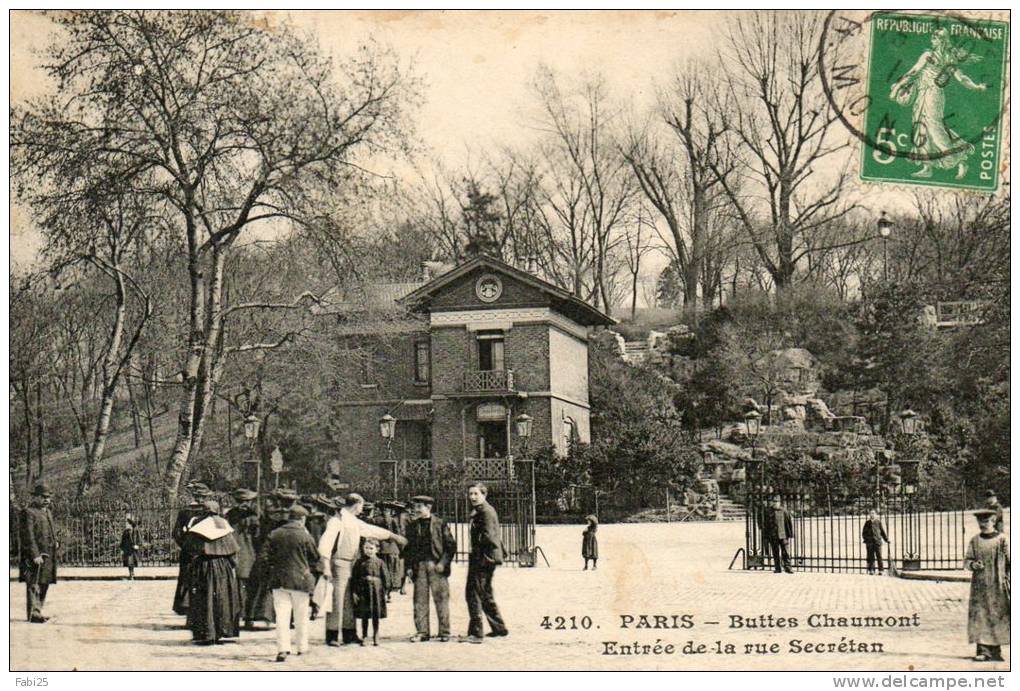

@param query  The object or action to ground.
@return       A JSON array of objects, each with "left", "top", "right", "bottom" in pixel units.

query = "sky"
[{"left": 9, "top": 10, "right": 939, "bottom": 305}]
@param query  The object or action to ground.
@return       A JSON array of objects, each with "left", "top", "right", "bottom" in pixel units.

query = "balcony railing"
[
  {"left": 462, "top": 368, "right": 515, "bottom": 393},
  {"left": 463, "top": 457, "right": 515, "bottom": 479}
]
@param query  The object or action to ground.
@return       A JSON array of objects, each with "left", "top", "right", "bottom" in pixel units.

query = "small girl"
[
  {"left": 351, "top": 538, "right": 389, "bottom": 646},
  {"left": 582, "top": 515, "right": 599, "bottom": 570},
  {"left": 120, "top": 515, "right": 140, "bottom": 580}
]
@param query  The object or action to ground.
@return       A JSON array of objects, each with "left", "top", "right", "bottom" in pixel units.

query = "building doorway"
[{"left": 478, "top": 420, "right": 508, "bottom": 458}]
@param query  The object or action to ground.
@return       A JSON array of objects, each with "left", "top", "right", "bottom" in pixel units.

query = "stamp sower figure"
[
  {"left": 317, "top": 493, "right": 406, "bottom": 646},
  {"left": 182, "top": 499, "right": 242, "bottom": 645},
  {"left": 465, "top": 482, "right": 509, "bottom": 643},
  {"left": 964, "top": 508, "right": 1010, "bottom": 662},
  {"left": 20, "top": 482, "right": 57, "bottom": 623},
  {"left": 351, "top": 538, "right": 389, "bottom": 646},
  {"left": 226, "top": 488, "right": 260, "bottom": 628},
  {"left": 889, "top": 28, "right": 987, "bottom": 180},
  {"left": 172, "top": 481, "right": 213, "bottom": 615},
  {"left": 983, "top": 490, "right": 1005, "bottom": 534},
  {"left": 264, "top": 504, "right": 320, "bottom": 662},
  {"left": 404, "top": 494, "right": 457, "bottom": 642},
  {"left": 762, "top": 495, "right": 795, "bottom": 574},
  {"left": 582, "top": 514, "right": 599, "bottom": 571},
  {"left": 120, "top": 514, "right": 140, "bottom": 580},
  {"left": 861, "top": 510, "right": 889, "bottom": 575}
]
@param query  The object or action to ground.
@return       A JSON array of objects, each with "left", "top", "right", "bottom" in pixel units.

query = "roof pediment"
[{"left": 400, "top": 255, "right": 615, "bottom": 327}]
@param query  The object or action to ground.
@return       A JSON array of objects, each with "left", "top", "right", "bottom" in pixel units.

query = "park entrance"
[{"left": 735, "top": 477, "right": 971, "bottom": 573}]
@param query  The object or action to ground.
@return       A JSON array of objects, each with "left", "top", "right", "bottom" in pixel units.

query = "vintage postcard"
[{"left": 7, "top": 8, "right": 1011, "bottom": 679}]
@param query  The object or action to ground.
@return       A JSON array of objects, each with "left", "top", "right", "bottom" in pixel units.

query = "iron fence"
[{"left": 739, "top": 479, "right": 970, "bottom": 573}]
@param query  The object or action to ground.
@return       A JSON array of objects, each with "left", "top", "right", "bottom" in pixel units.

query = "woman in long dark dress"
[
  {"left": 582, "top": 515, "right": 599, "bottom": 570},
  {"left": 182, "top": 500, "right": 242, "bottom": 645},
  {"left": 351, "top": 538, "right": 389, "bottom": 646},
  {"left": 120, "top": 516, "right": 140, "bottom": 580}
]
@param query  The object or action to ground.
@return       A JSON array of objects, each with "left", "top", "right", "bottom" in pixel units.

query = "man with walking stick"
[{"left": 19, "top": 482, "right": 58, "bottom": 623}]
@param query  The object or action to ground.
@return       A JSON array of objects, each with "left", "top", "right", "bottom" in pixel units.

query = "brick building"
[{"left": 325, "top": 255, "right": 614, "bottom": 485}]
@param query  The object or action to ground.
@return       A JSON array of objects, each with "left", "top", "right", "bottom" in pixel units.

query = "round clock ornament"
[{"left": 475, "top": 274, "right": 503, "bottom": 303}]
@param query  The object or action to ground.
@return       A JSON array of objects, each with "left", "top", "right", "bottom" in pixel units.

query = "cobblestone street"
[{"left": 10, "top": 521, "right": 1007, "bottom": 671}]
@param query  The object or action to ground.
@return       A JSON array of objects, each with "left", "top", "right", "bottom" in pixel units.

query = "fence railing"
[{"left": 462, "top": 369, "right": 515, "bottom": 393}]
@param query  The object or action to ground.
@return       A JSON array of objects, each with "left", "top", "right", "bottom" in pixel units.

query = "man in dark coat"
[
  {"left": 762, "top": 495, "right": 795, "bottom": 574},
  {"left": 264, "top": 504, "right": 321, "bottom": 661},
  {"left": 172, "top": 481, "right": 213, "bottom": 614},
  {"left": 465, "top": 482, "right": 508, "bottom": 643},
  {"left": 984, "top": 490, "right": 1005, "bottom": 534},
  {"left": 226, "top": 488, "right": 260, "bottom": 628},
  {"left": 404, "top": 495, "right": 457, "bottom": 642},
  {"left": 19, "top": 482, "right": 57, "bottom": 623}
]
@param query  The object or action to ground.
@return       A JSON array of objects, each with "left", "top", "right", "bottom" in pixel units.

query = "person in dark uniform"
[
  {"left": 762, "top": 495, "right": 795, "bottom": 574},
  {"left": 120, "top": 515, "right": 140, "bottom": 580},
  {"left": 19, "top": 482, "right": 57, "bottom": 623},
  {"left": 181, "top": 499, "right": 242, "bottom": 645},
  {"left": 861, "top": 510, "right": 889, "bottom": 575},
  {"left": 464, "top": 482, "right": 508, "bottom": 643},
  {"left": 172, "top": 481, "right": 213, "bottom": 615},
  {"left": 226, "top": 488, "right": 260, "bottom": 628},
  {"left": 375, "top": 501, "right": 404, "bottom": 601},
  {"left": 582, "top": 514, "right": 599, "bottom": 570},
  {"left": 404, "top": 495, "right": 456, "bottom": 642},
  {"left": 304, "top": 495, "right": 331, "bottom": 546}
]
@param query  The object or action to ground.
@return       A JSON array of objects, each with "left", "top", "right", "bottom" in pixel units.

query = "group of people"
[{"left": 169, "top": 479, "right": 509, "bottom": 660}]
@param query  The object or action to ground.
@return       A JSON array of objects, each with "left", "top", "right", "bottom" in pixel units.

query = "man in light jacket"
[{"left": 317, "top": 493, "right": 406, "bottom": 645}]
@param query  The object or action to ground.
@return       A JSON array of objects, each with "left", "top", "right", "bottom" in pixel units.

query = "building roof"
[{"left": 400, "top": 255, "right": 616, "bottom": 327}]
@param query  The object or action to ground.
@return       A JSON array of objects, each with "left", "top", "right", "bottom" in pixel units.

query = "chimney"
[
  {"left": 420, "top": 261, "right": 432, "bottom": 282},
  {"left": 526, "top": 255, "right": 538, "bottom": 274}
]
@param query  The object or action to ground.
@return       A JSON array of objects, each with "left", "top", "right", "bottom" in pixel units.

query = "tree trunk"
[
  {"left": 35, "top": 381, "right": 43, "bottom": 480},
  {"left": 21, "top": 383, "right": 32, "bottom": 489}
]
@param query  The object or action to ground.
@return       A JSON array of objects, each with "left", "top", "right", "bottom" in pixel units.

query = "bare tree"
[
  {"left": 12, "top": 11, "right": 419, "bottom": 500},
  {"left": 715, "top": 11, "right": 858, "bottom": 290},
  {"left": 621, "top": 208, "right": 657, "bottom": 319}
]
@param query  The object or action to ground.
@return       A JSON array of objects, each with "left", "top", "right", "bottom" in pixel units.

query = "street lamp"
[
  {"left": 514, "top": 412, "right": 539, "bottom": 565},
  {"left": 877, "top": 212, "right": 893, "bottom": 281},
  {"left": 899, "top": 409, "right": 918, "bottom": 436},
  {"left": 896, "top": 408, "right": 922, "bottom": 570},
  {"left": 742, "top": 409, "right": 766, "bottom": 568},
  {"left": 243, "top": 414, "right": 261, "bottom": 514},
  {"left": 379, "top": 413, "right": 397, "bottom": 498}
]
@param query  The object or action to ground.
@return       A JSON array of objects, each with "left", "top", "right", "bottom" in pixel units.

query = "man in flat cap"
[
  {"left": 983, "top": 490, "right": 1005, "bottom": 534},
  {"left": 226, "top": 488, "right": 260, "bottom": 629},
  {"left": 264, "top": 504, "right": 321, "bottom": 661},
  {"left": 317, "top": 493, "right": 406, "bottom": 645},
  {"left": 404, "top": 495, "right": 457, "bottom": 642},
  {"left": 172, "top": 481, "right": 213, "bottom": 615},
  {"left": 19, "top": 482, "right": 57, "bottom": 623}
]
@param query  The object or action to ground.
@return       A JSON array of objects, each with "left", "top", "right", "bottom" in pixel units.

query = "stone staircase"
[
  {"left": 717, "top": 494, "right": 747, "bottom": 521},
  {"left": 623, "top": 340, "right": 650, "bottom": 363}
]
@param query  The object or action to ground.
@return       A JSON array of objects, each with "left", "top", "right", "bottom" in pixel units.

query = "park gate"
[{"left": 736, "top": 479, "right": 971, "bottom": 573}]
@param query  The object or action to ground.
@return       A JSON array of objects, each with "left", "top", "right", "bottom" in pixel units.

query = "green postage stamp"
[{"left": 859, "top": 13, "right": 1009, "bottom": 191}]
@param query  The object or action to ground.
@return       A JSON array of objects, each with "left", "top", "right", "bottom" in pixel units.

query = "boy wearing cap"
[
  {"left": 264, "top": 505, "right": 321, "bottom": 661},
  {"left": 983, "top": 490, "right": 1005, "bottom": 534},
  {"left": 965, "top": 508, "right": 1010, "bottom": 662},
  {"left": 404, "top": 495, "right": 457, "bottom": 642},
  {"left": 19, "top": 482, "right": 57, "bottom": 623}
]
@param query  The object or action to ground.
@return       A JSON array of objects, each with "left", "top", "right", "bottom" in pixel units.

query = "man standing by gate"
[
  {"left": 464, "top": 482, "right": 509, "bottom": 643},
  {"left": 19, "top": 482, "right": 57, "bottom": 623},
  {"left": 762, "top": 495, "right": 795, "bottom": 574},
  {"left": 404, "top": 495, "right": 457, "bottom": 642}
]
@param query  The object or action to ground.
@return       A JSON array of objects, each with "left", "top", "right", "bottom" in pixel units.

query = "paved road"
[{"left": 10, "top": 522, "right": 1006, "bottom": 671}]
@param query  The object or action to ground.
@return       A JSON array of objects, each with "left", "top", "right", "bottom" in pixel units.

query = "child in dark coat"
[
  {"left": 120, "top": 516, "right": 140, "bottom": 580},
  {"left": 351, "top": 538, "right": 389, "bottom": 646},
  {"left": 582, "top": 515, "right": 599, "bottom": 570}
]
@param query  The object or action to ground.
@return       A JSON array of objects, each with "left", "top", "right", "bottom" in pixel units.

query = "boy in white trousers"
[{"left": 263, "top": 504, "right": 321, "bottom": 661}]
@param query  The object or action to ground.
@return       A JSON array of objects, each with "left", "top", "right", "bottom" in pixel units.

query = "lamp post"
[
  {"left": 514, "top": 412, "right": 538, "bottom": 562},
  {"left": 877, "top": 211, "right": 893, "bottom": 281},
  {"left": 379, "top": 413, "right": 397, "bottom": 499},
  {"left": 743, "top": 409, "right": 764, "bottom": 568},
  {"left": 243, "top": 414, "right": 261, "bottom": 515},
  {"left": 897, "top": 408, "right": 922, "bottom": 570}
]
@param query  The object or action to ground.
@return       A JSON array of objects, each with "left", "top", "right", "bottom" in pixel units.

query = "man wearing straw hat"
[{"left": 19, "top": 482, "right": 57, "bottom": 623}]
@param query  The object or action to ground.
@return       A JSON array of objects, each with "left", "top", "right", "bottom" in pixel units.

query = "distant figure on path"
[
  {"left": 762, "top": 495, "right": 795, "bottom": 574},
  {"left": 464, "top": 482, "right": 508, "bottom": 643},
  {"left": 120, "top": 515, "right": 140, "bottom": 580},
  {"left": 582, "top": 514, "right": 599, "bottom": 571},
  {"left": 264, "top": 504, "right": 320, "bottom": 662},
  {"left": 861, "top": 510, "right": 889, "bottom": 575},
  {"left": 965, "top": 508, "right": 1010, "bottom": 662},
  {"left": 182, "top": 499, "right": 242, "bottom": 645},
  {"left": 19, "top": 482, "right": 57, "bottom": 623}
]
